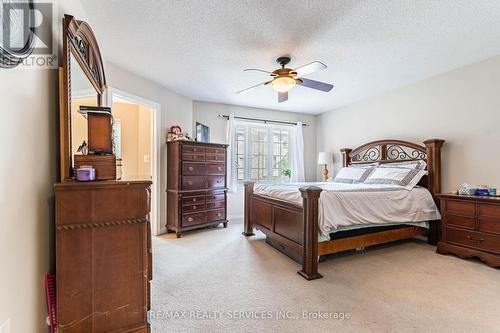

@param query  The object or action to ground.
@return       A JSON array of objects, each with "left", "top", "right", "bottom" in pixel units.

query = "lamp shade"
[{"left": 317, "top": 152, "right": 333, "bottom": 165}]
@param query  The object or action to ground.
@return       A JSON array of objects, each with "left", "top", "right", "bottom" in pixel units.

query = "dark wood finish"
[
  {"left": 55, "top": 180, "right": 152, "bottom": 333},
  {"left": 244, "top": 139, "right": 444, "bottom": 279},
  {"left": 74, "top": 155, "right": 116, "bottom": 180},
  {"left": 87, "top": 112, "right": 113, "bottom": 154},
  {"left": 437, "top": 194, "right": 500, "bottom": 267},
  {"left": 167, "top": 141, "right": 228, "bottom": 237},
  {"left": 59, "top": 15, "right": 107, "bottom": 182}
]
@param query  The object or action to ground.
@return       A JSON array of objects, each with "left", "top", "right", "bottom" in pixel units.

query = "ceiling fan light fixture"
[{"left": 270, "top": 76, "right": 296, "bottom": 93}]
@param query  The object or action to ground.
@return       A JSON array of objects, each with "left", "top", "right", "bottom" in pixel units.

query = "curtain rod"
[{"left": 217, "top": 114, "right": 308, "bottom": 127}]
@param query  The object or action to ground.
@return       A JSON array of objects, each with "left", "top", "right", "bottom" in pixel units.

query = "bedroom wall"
[
  {"left": 105, "top": 62, "right": 193, "bottom": 234},
  {"left": 192, "top": 101, "right": 316, "bottom": 218},
  {"left": 316, "top": 55, "right": 500, "bottom": 192},
  {"left": 0, "top": 1, "right": 88, "bottom": 332}
]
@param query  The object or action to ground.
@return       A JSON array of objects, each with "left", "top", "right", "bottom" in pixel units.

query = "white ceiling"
[{"left": 80, "top": 0, "right": 500, "bottom": 115}]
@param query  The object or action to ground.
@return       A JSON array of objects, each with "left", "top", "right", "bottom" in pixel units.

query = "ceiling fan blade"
[
  {"left": 243, "top": 68, "right": 275, "bottom": 75},
  {"left": 236, "top": 80, "right": 271, "bottom": 94},
  {"left": 297, "top": 78, "right": 334, "bottom": 92},
  {"left": 293, "top": 61, "right": 327, "bottom": 77},
  {"left": 278, "top": 91, "right": 288, "bottom": 103}
]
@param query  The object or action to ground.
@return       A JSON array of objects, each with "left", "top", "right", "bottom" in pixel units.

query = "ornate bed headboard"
[{"left": 340, "top": 139, "right": 445, "bottom": 197}]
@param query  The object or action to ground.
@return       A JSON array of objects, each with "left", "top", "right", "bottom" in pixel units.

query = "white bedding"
[{"left": 253, "top": 182, "right": 441, "bottom": 236}]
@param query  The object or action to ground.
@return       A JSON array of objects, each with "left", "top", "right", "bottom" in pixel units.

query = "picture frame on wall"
[{"left": 196, "top": 122, "right": 210, "bottom": 143}]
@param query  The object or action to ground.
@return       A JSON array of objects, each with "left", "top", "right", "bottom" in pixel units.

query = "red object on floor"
[{"left": 44, "top": 273, "right": 57, "bottom": 333}]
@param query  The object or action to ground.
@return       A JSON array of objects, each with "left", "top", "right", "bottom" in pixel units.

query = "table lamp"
[{"left": 317, "top": 152, "right": 333, "bottom": 182}]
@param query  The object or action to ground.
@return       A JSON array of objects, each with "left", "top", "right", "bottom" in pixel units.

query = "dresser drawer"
[
  {"left": 182, "top": 153, "right": 205, "bottom": 162},
  {"left": 182, "top": 195, "right": 205, "bottom": 206},
  {"left": 206, "top": 163, "right": 225, "bottom": 175},
  {"left": 207, "top": 209, "right": 225, "bottom": 222},
  {"left": 206, "top": 201, "right": 225, "bottom": 210},
  {"left": 446, "top": 227, "right": 500, "bottom": 254},
  {"left": 206, "top": 176, "right": 225, "bottom": 188},
  {"left": 206, "top": 147, "right": 226, "bottom": 154},
  {"left": 183, "top": 145, "right": 205, "bottom": 154},
  {"left": 444, "top": 213, "right": 475, "bottom": 230},
  {"left": 445, "top": 200, "right": 475, "bottom": 217},
  {"left": 182, "top": 212, "right": 206, "bottom": 226},
  {"left": 182, "top": 163, "right": 206, "bottom": 175},
  {"left": 182, "top": 176, "right": 205, "bottom": 190},
  {"left": 479, "top": 219, "right": 500, "bottom": 235},
  {"left": 207, "top": 193, "right": 225, "bottom": 202},
  {"left": 182, "top": 203, "right": 205, "bottom": 213},
  {"left": 206, "top": 154, "right": 225, "bottom": 162}
]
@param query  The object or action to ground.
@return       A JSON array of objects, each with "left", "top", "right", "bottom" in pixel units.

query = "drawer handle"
[
  {"left": 466, "top": 235, "right": 485, "bottom": 244},
  {"left": 188, "top": 181, "right": 193, "bottom": 185},
  {"left": 188, "top": 166, "right": 194, "bottom": 171},
  {"left": 217, "top": 213, "right": 222, "bottom": 217},
  {"left": 193, "top": 148, "right": 197, "bottom": 152},
  {"left": 217, "top": 180, "right": 222, "bottom": 183},
  {"left": 192, "top": 205, "right": 197, "bottom": 209},
  {"left": 193, "top": 156, "right": 197, "bottom": 160},
  {"left": 192, "top": 198, "right": 197, "bottom": 202},
  {"left": 188, "top": 217, "right": 194, "bottom": 222},
  {"left": 218, "top": 166, "right": 223, "bottom": 171}
]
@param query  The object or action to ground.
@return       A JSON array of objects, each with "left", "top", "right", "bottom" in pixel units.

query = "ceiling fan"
[{"left": 236, "top": 56, "right": 334, "bottom": 103}]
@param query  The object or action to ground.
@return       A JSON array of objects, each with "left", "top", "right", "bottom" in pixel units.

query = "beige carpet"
[{"left": 151, "top": 220, "right": 500, "bottom": 333}]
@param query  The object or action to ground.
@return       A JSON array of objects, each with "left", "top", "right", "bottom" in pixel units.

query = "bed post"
[
  {"left": 242, "top": 182, "right": 255, "bottom": 236},
  {"left": 424, "top": 139, "right": 445, "bottom": 245},
  {"left": 298, "top": 186, "right": 323, "bottom": 280},
  {"left": 340, "top": 148, "right": 352, "bottom": 167}
]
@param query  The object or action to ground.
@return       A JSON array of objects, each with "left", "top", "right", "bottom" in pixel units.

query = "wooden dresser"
[
  {"left": 437, "top": 194, "right": 500, "bottom": 267},
  {"left": 167, "top": 141, "right": 228, "bottom": 237},
  {"left": 55, "top": 180, "right": 152, "bottom": 333}
]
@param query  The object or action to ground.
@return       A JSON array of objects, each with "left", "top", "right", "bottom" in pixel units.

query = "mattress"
[{"left": 253, "top": 182, "right": 441, "bottom": 237}]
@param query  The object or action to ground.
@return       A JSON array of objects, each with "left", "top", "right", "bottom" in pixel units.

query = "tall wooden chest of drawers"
[
  {"left": 437, "top": 194, "right": 500, "bottom": 267},
  {"left": 55, "top": 180, "right": 152, "bottom": 333},
  {"left": 167, "top": 141, "right": 228, "bottom": 237}
]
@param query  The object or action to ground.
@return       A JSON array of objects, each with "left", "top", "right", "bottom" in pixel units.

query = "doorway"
[{"left": 108, "top": 88, "right": 161, "bottom": 236}]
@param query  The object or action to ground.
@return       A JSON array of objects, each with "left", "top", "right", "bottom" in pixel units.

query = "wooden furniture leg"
[
  {"left": 243, "top": 182, "right": 255, "bottom": 236},
  {"left": 298, "top": 186, "right": 323, "bottom": 280}
]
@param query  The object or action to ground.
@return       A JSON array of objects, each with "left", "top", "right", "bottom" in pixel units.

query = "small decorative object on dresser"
[
  {"left": 437, "top": 194, "right": 500, "bottom": 267},
  {"left": 167, "top": 141, "right": 228, "bottom": 238}
]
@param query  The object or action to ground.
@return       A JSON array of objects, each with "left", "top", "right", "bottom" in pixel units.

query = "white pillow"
[
  {"left": 333, "top": 166, "right": 376, "bottom": 184},
  {"left": 363, "top": 167, "right": 428, "bottom": 190},
  {"left": 379, "top": 160, "right": 427, "bottom": 170}
]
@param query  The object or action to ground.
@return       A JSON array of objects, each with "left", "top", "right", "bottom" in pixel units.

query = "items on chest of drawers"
[{"left": 167, "top": 141, "right": 228, "bottom": 238}]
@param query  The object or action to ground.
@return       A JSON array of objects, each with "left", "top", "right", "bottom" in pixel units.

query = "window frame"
[{"left": 233, "top": 121, "right": 292, "bottom": 183}]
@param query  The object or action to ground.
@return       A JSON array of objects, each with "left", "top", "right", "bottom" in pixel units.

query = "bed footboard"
[{"left": 243, "top": 182, "right": 323, "bottom": 280}]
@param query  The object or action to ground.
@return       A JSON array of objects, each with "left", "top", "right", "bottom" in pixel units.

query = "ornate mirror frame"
[{"left": 59, "top": 14, "right": 106, "bottom": 181}]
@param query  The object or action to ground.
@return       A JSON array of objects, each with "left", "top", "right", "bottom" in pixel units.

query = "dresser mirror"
[{"left": 59, "top": 14, "right": 106, "bottom": 181}]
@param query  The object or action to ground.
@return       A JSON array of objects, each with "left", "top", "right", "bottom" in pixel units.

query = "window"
[{"left": 234, "top": 122, "right": 291, "bottom": 182}]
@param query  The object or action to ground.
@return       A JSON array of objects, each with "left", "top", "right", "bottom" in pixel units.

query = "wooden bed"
[{"left": 242, "top": 139, "right": 444, "bottom": 280}]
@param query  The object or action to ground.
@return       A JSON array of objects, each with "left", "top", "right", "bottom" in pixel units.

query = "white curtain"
[
  {"left": 226, "top": 114, "right": 237, "bottom": 192},
  {"left": 290, "top": 122, "right": 305, "bottom": 182}
]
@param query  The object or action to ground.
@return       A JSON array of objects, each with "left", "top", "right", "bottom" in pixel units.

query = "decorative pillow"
[
  {"left": 363, "top": 167, "right": 428, "bottom": 190},
  {"left": 333, "top": 166, "right": 376, "bottom": 184},
  {"left": 379, "top": 160, "right": 427, "bottom": 170}
]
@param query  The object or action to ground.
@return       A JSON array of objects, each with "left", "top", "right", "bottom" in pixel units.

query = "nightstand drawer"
[
  {"left": 445, "top": 200, "right": 475, "bottom": 217},
  {"left": 479, "top": 204, "right": 500, "bottom": 219},
  {"left": 444, "top": 214, "right": 475, "bottom": 230},
  {"left": 446, "top": 228, "right": 500, "bottom": 254},
  {"left": 479, "top": 219, "right": 500, "bottom": 235}
]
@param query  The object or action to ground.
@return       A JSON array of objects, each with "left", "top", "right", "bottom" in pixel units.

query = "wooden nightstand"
[{"left": 437, "top": 194, "right": 500, "bottom": 267}]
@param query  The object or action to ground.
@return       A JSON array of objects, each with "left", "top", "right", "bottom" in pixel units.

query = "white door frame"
[{"left": 106, "top": 87, "right": 162, "bottom": 236}]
